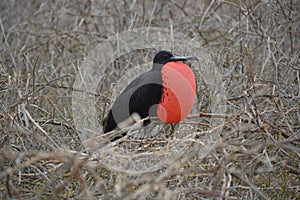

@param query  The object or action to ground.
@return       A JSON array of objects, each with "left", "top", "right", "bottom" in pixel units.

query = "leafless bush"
[{"left": 0, "top": 0, "right": 299, "bottom": 199}]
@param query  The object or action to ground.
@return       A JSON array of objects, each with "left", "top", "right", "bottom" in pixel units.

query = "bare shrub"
[{"left": 0, "top": 0, "right": 299, "bottom": 199}]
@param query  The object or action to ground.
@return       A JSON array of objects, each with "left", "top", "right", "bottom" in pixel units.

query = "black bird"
[{"left": 103, "top": 51, "right": 198, "bottom": 140}]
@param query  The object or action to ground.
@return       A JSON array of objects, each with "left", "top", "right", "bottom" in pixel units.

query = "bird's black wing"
[{"left": 103, "top": 70, "right": 163, "bottom": 133}]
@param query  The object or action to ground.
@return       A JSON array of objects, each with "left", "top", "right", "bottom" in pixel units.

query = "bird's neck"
[{"left": 152, "top": 63, "right": 164, "bottom": 71}]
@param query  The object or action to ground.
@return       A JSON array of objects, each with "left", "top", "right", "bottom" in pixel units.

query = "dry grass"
[{"left": 0, "top": 0, "right": 299, "bottom": 199}]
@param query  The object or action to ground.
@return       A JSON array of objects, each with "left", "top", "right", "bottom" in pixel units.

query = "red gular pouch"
[{"left": 157, "top": 61, "right": 196, "bottom": 123}]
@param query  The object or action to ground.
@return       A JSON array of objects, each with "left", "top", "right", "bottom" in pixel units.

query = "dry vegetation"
[{"left": 0, "top": 0, "right": 299, "bottom": 199}]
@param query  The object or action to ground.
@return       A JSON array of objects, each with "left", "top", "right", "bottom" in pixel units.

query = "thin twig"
[{"left": 23, "top": 108, "right": 60, "bottom": 150}]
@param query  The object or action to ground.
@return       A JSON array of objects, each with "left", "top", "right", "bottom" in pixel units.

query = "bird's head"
[{"left": 152, "top": 50, "right": 198, "bottom": 70}]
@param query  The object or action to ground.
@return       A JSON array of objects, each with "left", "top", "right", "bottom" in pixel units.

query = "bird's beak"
[{"left": 170, "top": 55, "right": 198, "bottom": 62}]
